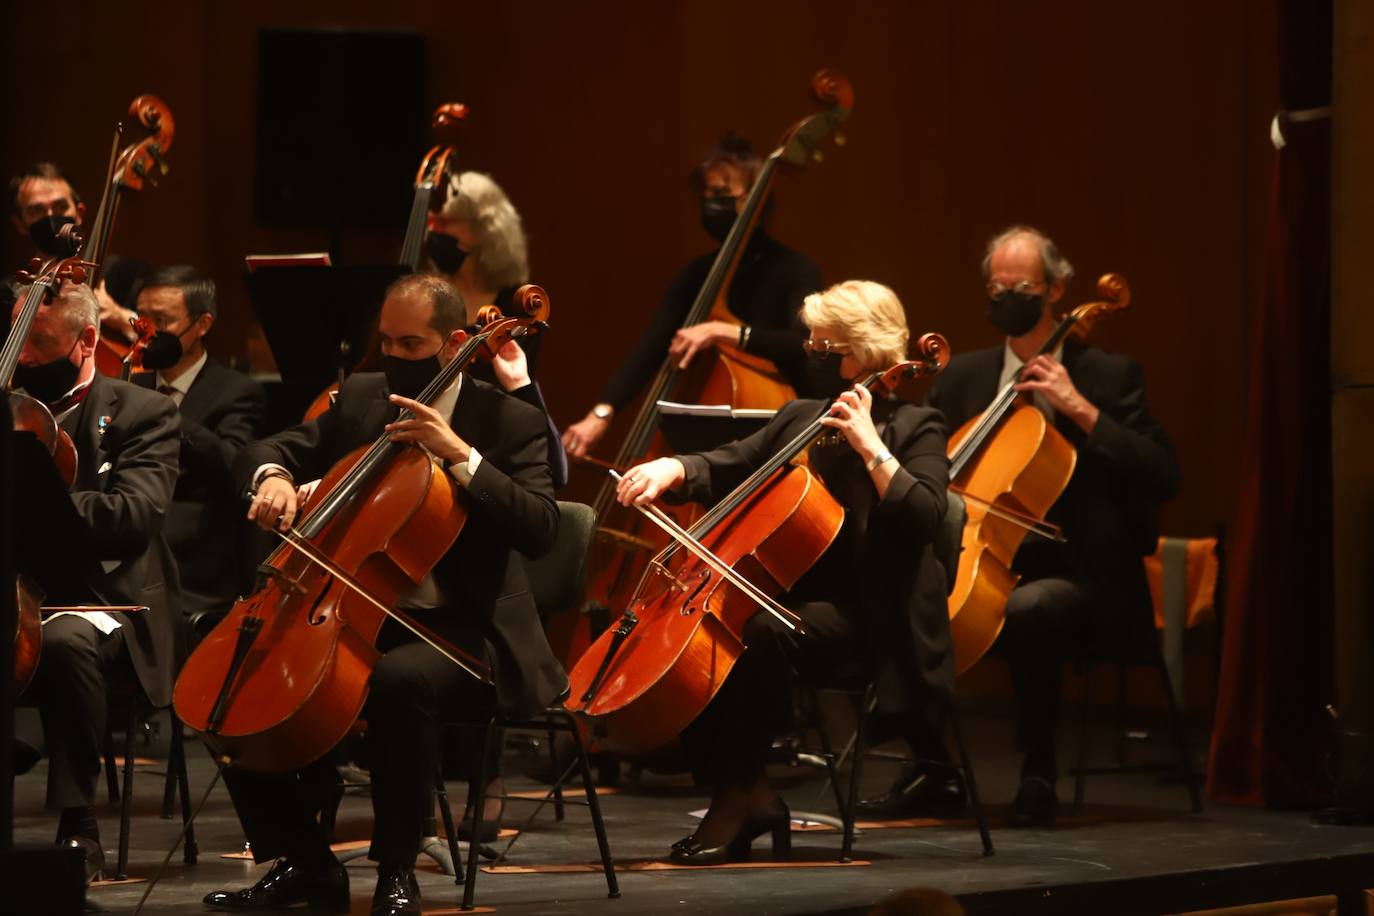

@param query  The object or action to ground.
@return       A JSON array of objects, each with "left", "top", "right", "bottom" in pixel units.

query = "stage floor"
[{"left": 13, "top": 709, "right": 1374, "bottom": 915}]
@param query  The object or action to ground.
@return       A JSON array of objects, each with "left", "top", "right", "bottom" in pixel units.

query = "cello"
[
  {"left": 567, "top": 335, "right": 948, "bottom": 754},
  {"left": 3, "top": 238, "right": 93, "bottom": 691},
  {"left": 577, "top": 70, "right": 854, "bottom": 659},
  {"left": 943, "top": 274, "right": 1131, "bottom": 673},
  {"left": 81, "top": 95, "right": 175, "bottom": 378},
  {"left": 302, "top": 102, "right": 469, "bottom": 421},
  {"left": 174, "top": 288, "right": 549, "bottom": 773}
]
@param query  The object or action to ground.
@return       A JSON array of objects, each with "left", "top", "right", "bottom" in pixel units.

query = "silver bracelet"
[
  {"left": 864, "top": 449, "right": 894, "bottom": 472},
  {"left": 738, "top": 325, "right": 752, "bottom": 349}
]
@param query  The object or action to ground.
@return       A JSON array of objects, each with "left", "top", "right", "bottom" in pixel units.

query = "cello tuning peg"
[
  {"left": 811, "top": 149, "right": 824, "bottom": 163},
  {"left": 28, "top": 257, "right": 42, "bottom": 270},
  {"left": 833, "top": 133, "right": 847, "bottom": 147},
  {"left": 69, "top": 265, "right": 88, "bottom": 284}
]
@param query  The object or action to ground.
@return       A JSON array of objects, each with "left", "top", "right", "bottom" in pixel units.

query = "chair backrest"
[
  {"left": 935, "top": 492, "right": 966, "bottom": 597},
  {"left": 526, "top": 501, "right": 598, "bottom": 618}
]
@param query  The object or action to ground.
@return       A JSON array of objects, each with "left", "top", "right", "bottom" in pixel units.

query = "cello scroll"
[
  {"left": 871, "top": 332, "right": 951, "bottom": 395},
  {"left": 1067, "top": 273, "right": 1131, "bottom": 341}
]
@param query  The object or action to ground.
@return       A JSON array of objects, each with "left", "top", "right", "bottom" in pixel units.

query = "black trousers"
[
  {"left": 682, "top": 602, "right": 859, "bottom": 789},
  {"left": 222, "top": 621, "right": 497, "bottom": 866},
  {"left": 19, "top": 615, "right": 130, "bottom": 811},
  {"left": 994, "top": 576, "right": 1092, "bottom": 781}
]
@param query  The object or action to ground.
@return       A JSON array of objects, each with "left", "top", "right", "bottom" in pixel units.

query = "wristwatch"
[
  {"left": 864, "top": 449, "right": 894, "bottom": 472},
  {"left": 592, "top": 403, "right": 614, "bottom": 421}
]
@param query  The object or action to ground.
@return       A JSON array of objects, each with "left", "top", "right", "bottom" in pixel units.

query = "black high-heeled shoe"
[{"left": 669, "top": 801, "right": 792, "bottom": 866}]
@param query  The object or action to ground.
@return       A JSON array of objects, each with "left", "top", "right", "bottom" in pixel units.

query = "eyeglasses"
[
  {"left": 985, "top": 279, "right": 1046, "bottom": 297},
  {"left": 803, "top": 338, "right": 852, "bottom": 356}
]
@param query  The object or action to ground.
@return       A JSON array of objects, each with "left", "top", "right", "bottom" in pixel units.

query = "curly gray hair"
[{"left": 440, "top": 171, "right": 530, "bottom": 290}]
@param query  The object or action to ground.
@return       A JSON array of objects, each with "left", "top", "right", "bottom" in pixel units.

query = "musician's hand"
[
  {"left": 385, "top": 395, "right": 473, "bottom": 465},
  {"left": 562, "top": 412, "right": 609, "bottom": 460},
  {"left": 248, "top": 476, "right": 299, "bottom": 532},
  {"left": 296, "top": 479, "right": 321, "bottom": 508},
  {"left": 820, "top": 384, "right": 885, "bottom": 462},
  {"left": 490, "top": 339, "right": 531, "bottom": 392},
  {"left": 95, "top": 281, "right": 137, "bottom": 342},
  {"left": 669, "top": 321, "right": 737, "bottom": 369},
  {"left": 616, "top": 458, "right": 685, "bottom": 506},
  {"left": 1013, "top": 354, "right": 1100, "bottom": 432}
]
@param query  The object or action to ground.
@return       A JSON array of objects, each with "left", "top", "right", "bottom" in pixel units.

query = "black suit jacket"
[
  {"left": 927, "top": 340, "right": 1180, "bottom": 645},
  {"left": 59, "top": 372, "right": 183, "bottom": 706},
  {"left": 672, "top": 397, "right": 954, "bottom": 709},
  {"left": 232, "top": 371, "right": 566, "bottom": 716},
  {"left": 133, "top": 358, "right": 267, "bottom": 616}
]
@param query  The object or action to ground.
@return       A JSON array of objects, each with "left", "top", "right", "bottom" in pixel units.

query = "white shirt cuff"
[{"left": 447, "top": 446, "right": 482, "bottom": 486}]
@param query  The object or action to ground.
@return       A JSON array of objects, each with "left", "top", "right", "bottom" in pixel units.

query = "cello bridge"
[{"left": 649, "top": 561, "right": 690, "bottom": 593}]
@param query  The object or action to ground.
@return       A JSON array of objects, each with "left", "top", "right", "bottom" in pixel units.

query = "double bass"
[
  {"left": 82, "top": 94, "right": 175, "bottom": 378},
  {"left": 174, "top": 288, "right": 549, "bottom": 772},
  {"left": 302, "top": 102, "right": 469, "bottom": 421},
  {"left": 568, "top": 335, "right": 949, "bottom": 754},
  {"left": 944, "top": 274, "right": 1131, "bottom": 673},
  {"left": 575, "top": 70, "right": 854, "bottom": 660}
]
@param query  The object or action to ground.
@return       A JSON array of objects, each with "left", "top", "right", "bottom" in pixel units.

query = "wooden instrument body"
[
  {"left": 568, "top": 464, "right": 842, "bottom": 754},
  {"left": 945, "top": 405, "right": 1076, "bottom": 673},
  {"left": 13, "top": 576, "right": 42, "bottom": 695},
  {"left": 8, "top": 391, "right": 77, "bottom": 487},
  {"left": 173, "top": 443, "right": 467, "bottom": 772}
]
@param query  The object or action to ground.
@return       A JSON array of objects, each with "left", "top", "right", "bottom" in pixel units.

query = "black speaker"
[{"left": 255, "top": 28, "right": 427, "bottom": 234}]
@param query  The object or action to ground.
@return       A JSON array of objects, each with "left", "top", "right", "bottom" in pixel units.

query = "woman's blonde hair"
[
  {"left": 800, "top": 280, "right": 909, "bottom": 370},
  {"left": 440, "top": 171, "right": 530, "bottom": 290}
]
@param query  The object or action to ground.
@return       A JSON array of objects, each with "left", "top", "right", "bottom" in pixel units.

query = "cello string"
[
  {"left": 612, "top": 472, "right": 803, "bottom": 632},
  {"left": 274, "top": 526, "right": 492, "bottom": 684}
]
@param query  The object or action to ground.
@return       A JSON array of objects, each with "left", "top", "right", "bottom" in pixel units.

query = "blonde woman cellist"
[{"left": 616, "top": 280, "right": 955, "bottom": 864}]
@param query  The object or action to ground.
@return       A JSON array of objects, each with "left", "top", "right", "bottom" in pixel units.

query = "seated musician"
[
  {"left": 5, "top": 162, "right": 145, "bottom": 341},
  {"left": 205, "top": 273, "right": 563, "bottom": 916},
  {"left": 9, "top": 281, "right": 181, "bottom": 881},
  {"left": 426, "top": 169, "right": 566, "bottom": 486},
  {"left": 615, "top": 280, "right": 954, "bottom": 864},
  {"left": 859, "top": 225, "right": 1179, "bottom": 828},
  {"left": 130, "top": 265, "right": 266, "bottom": 625},
  {"left": 562, "top": 133, "right": 840, "bottom": 460}
]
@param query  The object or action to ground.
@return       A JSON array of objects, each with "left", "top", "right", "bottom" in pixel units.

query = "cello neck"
[
  {"left": 0, "top": 276, "right": 53, "bottom": 388},
  {"left": 399, "top": 183, "right": 434, "bottom": 270},
  {"left": 947, "top": 313, "right": 1081, "bottom": 480}
]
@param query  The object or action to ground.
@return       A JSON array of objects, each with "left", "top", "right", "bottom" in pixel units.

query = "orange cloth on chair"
[{"left": 1144, "top": 537, "right": 1218, "bottom": 630}]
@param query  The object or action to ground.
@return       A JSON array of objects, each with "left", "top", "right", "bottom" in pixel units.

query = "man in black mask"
[
  {"left": 6, "top": 162, "right": 146, "bottom": 340},
  {"left": 205, "top": 273, "right": 562, "bottom": 916},
  {"left": 129, "top": 265, "right": 266, "bottom": 627},
  {"left": 9, "top": 279, "right": 181, "bottom": 883},
  {"left": 856, "top": 225, "right": 1178, "bottom": 829},
  {"left": 561, "top": 133, "right": 838, "bottom": 461}
]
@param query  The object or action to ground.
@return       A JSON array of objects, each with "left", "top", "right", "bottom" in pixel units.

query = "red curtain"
[{"left": 1206, "top": 0, "right": 1333, "bottom": 806}]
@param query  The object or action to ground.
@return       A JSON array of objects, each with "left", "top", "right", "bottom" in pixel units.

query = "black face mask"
[
  {"left": 425, "top": 231, "right": 468, "bottom": 275},
  {"left": 28, "top": 214, "right": 80, "bottom": 257},
  {"left": 14, "top": 338, "right": 82, "bottom": 405},
  {"left": 140, "top": 330, "right": 184, "bottom": 371},
  {"left": 382, "top": 354, "right": 442, "bottom": 401},
  {"left": 699, "top": 195, "right": 738, "bottom": 243},
  {"left": 986, "top": 289, "right": 1045, "bottom": 337}
]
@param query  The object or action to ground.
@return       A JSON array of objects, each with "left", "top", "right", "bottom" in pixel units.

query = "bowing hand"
[
  {"left": 615, "top": 457, "right": 686, "bottom": 506},
  {"left": 1013, "top": 355, "right": 1099, "bottom": 431},
  {"left": 819, "top": 384, "right": 884, "bottom": 459},
  {"left": 386, "top": 394, "right": 471, "bottom": 465}
]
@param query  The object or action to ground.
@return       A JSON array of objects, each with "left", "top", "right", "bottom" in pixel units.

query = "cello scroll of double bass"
[
  {"left": 174, "top": 287, "right": 551, "bottom": 773},
  {"left": 568, "top": 334, "right": 949, "bottom": 755},
  {"left": 944, "top": 274, "right": 1131, "bottom": 673}
]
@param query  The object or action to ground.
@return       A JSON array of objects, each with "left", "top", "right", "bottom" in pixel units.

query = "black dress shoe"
[
  {"left": 457, "top": 798, "right": 505, "bottom": 842},
  {"left": 203, "top": 858, "right": 349, "bottom": 912},
  {"left": 370, "top": 863, "right": 420, "bottom": 916},
  {"left": 669, "top": 801, "right": 792, "bottom": 866},
  {"left": 1009, "top": 776, "right": 1059, "bottom": 828},
  {"left": 60, "top": 836, "right": 104, "bottom": 884},
  {"left": 855, "top": 762, "right": 966, "bottom": 819}
]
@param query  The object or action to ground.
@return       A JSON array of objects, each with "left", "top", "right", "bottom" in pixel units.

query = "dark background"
[{"left": 0, "top": 0, "right": 1277, "bottom": 543}]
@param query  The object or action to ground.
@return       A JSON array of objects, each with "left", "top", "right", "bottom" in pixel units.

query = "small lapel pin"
[{"left": 97, "top": 415, "right": 112, "bottom": 439}]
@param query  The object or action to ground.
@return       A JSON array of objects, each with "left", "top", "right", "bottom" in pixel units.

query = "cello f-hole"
[{"left": 306, "top": 577, "right": 336, "bottom": 626}]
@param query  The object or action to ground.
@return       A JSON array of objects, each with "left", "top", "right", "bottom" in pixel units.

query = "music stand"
[
  {"left": 656, "top": 401, "right": 776, "bottom": 454},
  {"left": 243, "top": 263, "right": 409, "bottom": 421}
]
